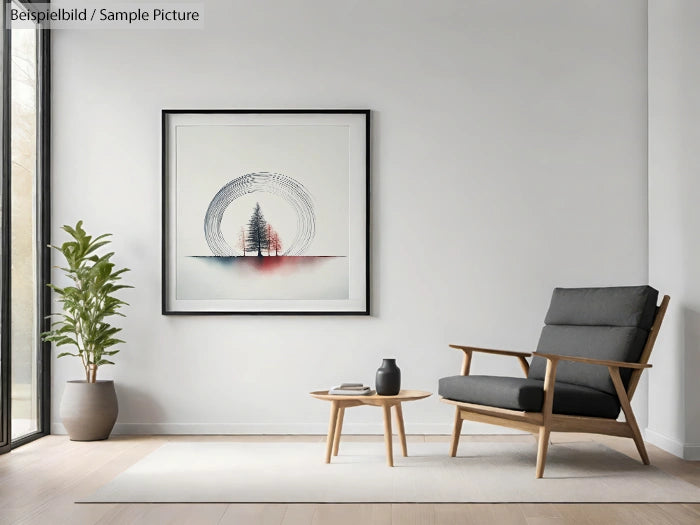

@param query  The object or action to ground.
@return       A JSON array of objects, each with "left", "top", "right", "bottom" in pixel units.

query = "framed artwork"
[{"left": 161, "top": 109, "right": 370, "bottom": 314}]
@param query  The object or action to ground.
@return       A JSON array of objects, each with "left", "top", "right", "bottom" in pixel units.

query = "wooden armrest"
[
  {"left": 449, "top": 344, "right": 531, "bottom": 377},
  {"left": 449, "top": 344, "right": 532, "bottom": 358},
  {"left": 531, "top": 352, "right": 652, "bottom": 370}
]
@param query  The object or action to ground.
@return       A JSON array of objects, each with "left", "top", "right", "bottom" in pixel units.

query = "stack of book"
[{"left": 329, "top": 383, "right": 374, "bottom": 395}]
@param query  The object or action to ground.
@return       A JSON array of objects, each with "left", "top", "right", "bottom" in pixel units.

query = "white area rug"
[{"left": 80, "top": 441, "right": 700, "bottom": 503}]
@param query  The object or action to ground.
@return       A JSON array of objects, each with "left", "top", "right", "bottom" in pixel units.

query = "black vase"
[{"left": 375, "top": 358, "right": 401, "bottom": 395}]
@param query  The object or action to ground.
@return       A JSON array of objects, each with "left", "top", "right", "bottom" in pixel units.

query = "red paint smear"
[{"left": 244, "top": 256, "right": 338, "bottom": 274}]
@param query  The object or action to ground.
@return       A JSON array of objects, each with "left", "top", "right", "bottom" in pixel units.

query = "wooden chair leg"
[
  {"left": 448, "top": 350, "right": 472, "bottom": 458},
  {"left": 324, "top": 401, "right": 339, "bottom": 464},
  {"left": 449, "top": 407, "right": 463, "bottom": 457},
  {"left": 629, "top": 422, "right": 650, "bottom": 465},
  {"left": 332, "top": 406, "right": 345, "bottom": 457},
  {"left": 529, "top": 432, "right": 552, "bottom": 444},
  {"left": 609, "top": 366, "right": 650, "bottom": 465},
  {"left": 536, "top": 426, "right": 551, "bottom": 478},
  {"left": 536, "top": 357, "right": 558, "bottom": 478}
]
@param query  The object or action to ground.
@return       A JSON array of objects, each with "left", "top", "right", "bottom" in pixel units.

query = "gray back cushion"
[
  {"left": 529, "top": 286, "right": 659, "bottom": 395},
  {"left": 543, "top": 286, "right": 658, "bottom": 330}
]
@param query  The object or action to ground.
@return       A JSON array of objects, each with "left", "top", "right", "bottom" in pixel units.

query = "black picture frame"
[{"left": 161, "top": 109, "right": 370, "bottom": 315}]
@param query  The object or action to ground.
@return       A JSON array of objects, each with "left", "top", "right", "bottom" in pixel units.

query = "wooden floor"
[{"left": 0, "top": 433, "right": 699, "bottom": 525}]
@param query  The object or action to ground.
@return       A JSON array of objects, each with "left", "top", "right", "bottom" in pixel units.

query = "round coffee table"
[{"left": 310, "top": 389, "right": 432, "bottom": 466}]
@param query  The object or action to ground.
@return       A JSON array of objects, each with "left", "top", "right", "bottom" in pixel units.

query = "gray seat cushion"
[
  {"left": 529, "top": 285, "right": 659, "bottom": 395},
  {"left": 438, "top": 375, "right": 621, "bottom": 419}
]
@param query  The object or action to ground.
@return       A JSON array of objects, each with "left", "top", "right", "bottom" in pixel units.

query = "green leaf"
[
  {"left": 110, "top": 268, "right": 131, "bottom": 279},
  {"left": 61, "top": 224, "right": 77, "bottom": 239},
  {"left": 102, "top": 338, "right": 125, "bottom": 347},
  {"left": 84, "top": 239, "right": 111, "bottom": 256},
  {"left": 55, "top": 337, "right": 79, "bottom": 347}
]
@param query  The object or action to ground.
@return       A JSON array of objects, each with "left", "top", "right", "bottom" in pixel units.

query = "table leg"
[
  {"left": 382, "top": 403, "right": 394, "bottom": 467},
  {"left": 332, "top": 406, "right": 345, "bottom": 456},
  {"left": 325, "top": 401, "right": 339, "bottom": 464},
  {"left": 394, "top": 403, "right": 408, "bottom": 457}
]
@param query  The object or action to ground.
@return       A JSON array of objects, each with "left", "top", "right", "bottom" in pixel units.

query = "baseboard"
[
  {"left": 51, "top": 421, "right": 526, "bottom": 436},
  {"left": 685, "top": 444, "right": 700, "bottom": 461},
  {"left": 645, "top": 428, "right": 700, "bottom": 460}
]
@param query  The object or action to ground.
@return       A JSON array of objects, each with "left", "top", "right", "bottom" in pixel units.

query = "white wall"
[
  {"left": 647, "top": 0, "right": 700, "bottom": 459},
  {"left": 51, "top": 0, "right": 649, "bottom": 435}
]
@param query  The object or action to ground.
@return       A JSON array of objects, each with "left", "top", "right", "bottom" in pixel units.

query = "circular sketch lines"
[{"left": 203, "top": 172, "right": 316, "bottom": 256}]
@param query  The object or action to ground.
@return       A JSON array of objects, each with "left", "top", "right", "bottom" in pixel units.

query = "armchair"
[{"left": 438, "top": 286, "right": 669, "bottom": 478}]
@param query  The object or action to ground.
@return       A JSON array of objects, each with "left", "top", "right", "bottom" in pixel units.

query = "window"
[{"left": 0, "top": 0, "right": 50, "bottom": 452}]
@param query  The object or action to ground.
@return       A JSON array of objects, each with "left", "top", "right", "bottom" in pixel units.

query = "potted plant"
[{"left": 42, "top": 221, "right": 132, "bottom": 441}]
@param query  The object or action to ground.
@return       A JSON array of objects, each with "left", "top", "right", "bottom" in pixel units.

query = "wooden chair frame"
[{"left": 441, "top": 295, "right": 670, "bottom": 478}]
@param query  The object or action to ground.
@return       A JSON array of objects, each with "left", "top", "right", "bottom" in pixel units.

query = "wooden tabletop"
[{"left": 310, "top": 389, "right": 432, "bottom": 402}]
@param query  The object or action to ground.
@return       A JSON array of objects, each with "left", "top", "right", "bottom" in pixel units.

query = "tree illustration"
[
  {"left": 266, "top": 224, "right": 272, "bottom": 256},
  {"left": 238, "top": 227, "right": 247, "bottom": 256},
  {"left": 246, "top": 202, "right": 269, "bottom": 256},
  {"left": 269, "top": 227, "right": 282, "bottom": 256}
]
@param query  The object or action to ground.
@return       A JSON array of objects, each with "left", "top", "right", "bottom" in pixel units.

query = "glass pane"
[{"left": 10, "top": 20, "right": 38, "bottom": 440}]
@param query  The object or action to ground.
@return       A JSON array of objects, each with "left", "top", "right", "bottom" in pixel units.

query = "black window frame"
[{"left": 0, "top": 0, "right": 51, "bottom": 453}]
